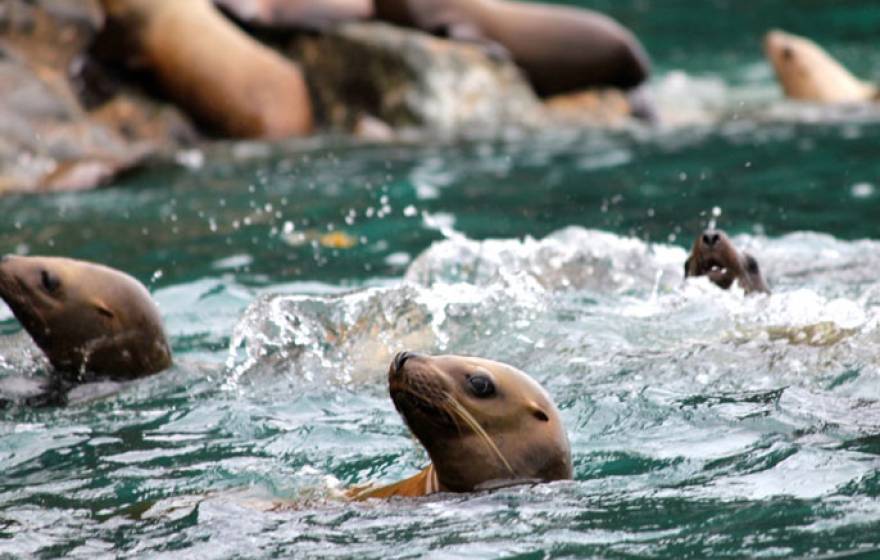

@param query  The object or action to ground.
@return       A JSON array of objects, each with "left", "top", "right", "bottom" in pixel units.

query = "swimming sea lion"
[
  {"left": 0, "top": 255, "right": 172, "bottom": 380},
  {"left": 684, "top": 230, "right": 769, "bottom": 295},
  {"left": 764, "top": 29, "right": 877, "bottom": 103},
  {"left": 98, "top": 0, "right": 313, "bottom": 138},
  {"left": 373, "top": 0, "right": 651, "bottom": 97},
  {"left": 351, "top": 352, "right": 572, "bottom": 499},
  {"left": 215, "top": 0, "right": 372, "bottom": 29}
]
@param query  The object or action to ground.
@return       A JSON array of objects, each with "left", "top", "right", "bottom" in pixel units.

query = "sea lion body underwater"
[
  {"left": 0, "top": 255, "right": 171, "bottom": 382},
  {"left": 764, "top": 29, "right": 878, "bottom": 103},
  {"left": 351, "top": 352, "right": 572, "bottom": 499},
  {"left": 684, "top": 230, "right": 769, "bottom": 295},
  {"left": 373, "top": 0, "right": 651, "bottom": 97}
]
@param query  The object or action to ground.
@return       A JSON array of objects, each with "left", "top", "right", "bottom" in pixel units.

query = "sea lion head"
[
  {"left": 388, "top": 352, "right": 572, "bottom": 492},
  {"left": 763, "top": 29, "right": 875, "bottom": 103},
  {"left": 684, "top": 230, "right": 769, "bottom": 294},
  {"left": 0, "top": 255, "right": 172, "bottom": 379}
]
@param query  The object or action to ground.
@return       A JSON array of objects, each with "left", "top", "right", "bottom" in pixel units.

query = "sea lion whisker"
[
  {"left": 439, "top": 400, "right": 465, "bottom": 435},
  {"left": 445, "top": 396, "right": 515, "bottom": 476}
]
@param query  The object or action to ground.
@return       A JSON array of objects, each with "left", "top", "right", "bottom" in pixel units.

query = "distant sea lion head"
[
  {"left": 763, "top": 29, "right": 875, "bottom": 103},
  {"left": 388, "top": 352, "right": 572, "bottom": 492},
  {"left": 684, "top": 230, "right": 769, "bottom": 294},
  {"left": 0, "top": 255, "right": 171, "bottom": 379}
]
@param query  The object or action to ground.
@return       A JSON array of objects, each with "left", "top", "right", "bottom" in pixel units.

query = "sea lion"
[
  {"left": 350, "top": 352, "right": 572, "bottom": 499},
  {"left": 98, "top": 0, "right": 313, "bottom": 138},
  {"left": 0, "top": 255, "right": 172, "bottom": 381},
  {"left": 215, "top": 0, "right": 372, "bottom": 29},
  {"left": 684, "top": 230, "right": 769, "bottom": 295},
  {"left": 764, "top": 29, "right": 877, "bottom": 103},
  {"left": 373, "top": 0, "right": 651, "bottom": 97}
]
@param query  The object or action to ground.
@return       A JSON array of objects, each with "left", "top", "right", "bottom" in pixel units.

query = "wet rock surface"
[
  {"left": 0, "top": 0, "right": 194, "bottom": 194},
  {"left": 289, "top": 22, "right": 634, "bottom": 135}
]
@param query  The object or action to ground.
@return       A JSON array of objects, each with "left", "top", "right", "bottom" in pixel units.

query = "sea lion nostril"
[
  {"left": 702, "top": 231, "right": 720, "bottom": 246},
  {"left": 710, "top": 233, "right": 719, "bottom": 245}
]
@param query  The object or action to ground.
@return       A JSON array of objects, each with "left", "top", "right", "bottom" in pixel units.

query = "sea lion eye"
[
  {"left": 40, "top": 270, "right": 60, "bottom": 293},
  {"left": 468, "top": 375, "right": 495, "bottom": 398}
]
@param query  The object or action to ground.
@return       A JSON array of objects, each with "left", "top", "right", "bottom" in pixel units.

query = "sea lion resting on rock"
[
  {"left": 0, "top": 255, "right": 171, "bottom": 385},
  {"left": 350, "top": 352, "right": 572, "bottom": 499},
  {"left": 764, "top": 29, "right": 877, "bottom": 103},
  {"left": 373, "top": 0, "right": 651, "bottom": 97},
  {"left": 99, "top": 0, "right": 313, "bottom": 138},
  {"left": 684, "top": 230, "right": 769, "bottom": 295}
]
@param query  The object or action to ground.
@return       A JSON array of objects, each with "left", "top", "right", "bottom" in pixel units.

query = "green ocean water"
[{"left": 2, "top": 1, "right": 880, "bottom": 558}]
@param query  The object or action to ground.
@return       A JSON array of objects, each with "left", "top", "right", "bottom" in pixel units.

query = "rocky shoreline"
[{"left": 0, "top": 0, "right": 635, "bottom": 195}]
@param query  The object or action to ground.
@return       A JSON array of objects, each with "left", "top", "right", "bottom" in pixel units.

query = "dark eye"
[
  {"left": 41, "top": 270, "right": 60, "bottom": 293},
  {"left": 468, "top": 375, "right": 495, "bottom": 398}
]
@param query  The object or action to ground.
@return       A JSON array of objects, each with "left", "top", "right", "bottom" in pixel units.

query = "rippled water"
[{"left": 4, "top": 1, "right": 880, "bottom": 558}]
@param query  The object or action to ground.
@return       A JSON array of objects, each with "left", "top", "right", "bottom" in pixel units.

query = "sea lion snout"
[{"left": 701, "top": 231, "right": 721, "bottom": 247}]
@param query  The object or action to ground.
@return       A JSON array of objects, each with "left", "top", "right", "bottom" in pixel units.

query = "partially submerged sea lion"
[
  {"left": 351, "top": 352, "right": 572, "bottom": 499},
  {"left": 764, "top": 29, "right": 877, "bottom": 103},
  {"left": 684, "top": 230, "right": 769, "bottom": 295},
  {"left": 0, "top": 255, "right": 171, "bottom": 381},
  {"left": 98, "top": 0, "right": 313, "bottom": 138},
  {"left": 373, "top": 0, "right": 651, "bottom": 97}
]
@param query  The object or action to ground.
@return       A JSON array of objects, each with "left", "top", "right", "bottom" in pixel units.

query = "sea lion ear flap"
[
  {"left": 92, "top": 299, "right": 116, "bottom": 319},
  {"left": 527, "top": 402, "right": 550, "bottom": 422},
  {"left": 683, "top": 256, "right": 692, "bottom": 278}
]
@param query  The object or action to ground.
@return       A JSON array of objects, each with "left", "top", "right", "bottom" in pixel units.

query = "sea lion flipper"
[{"left": 683, "top": 256, "right": 693, "bottom": 278}]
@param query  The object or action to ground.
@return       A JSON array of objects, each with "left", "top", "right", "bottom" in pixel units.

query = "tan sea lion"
[
  {"left": 684, "top": 230, "right": 769, "bottom": 295},
  {"left": 764, "top": 29, "right": 877, "bottom": 103},
  {"left": 98, "top": 0, "right": 313, "bottom": 138},
  {"left": 215, "top": 0, "right": 372, "bottom": 29},
  {"left": 0, "top": 255, "right": 172, "bottom": 381},
  {"left": 373, "top": 0, "right": 651, "bottom": 97},
  {"left": 350, "top": 352, "right": 572, "bottom": 499}
]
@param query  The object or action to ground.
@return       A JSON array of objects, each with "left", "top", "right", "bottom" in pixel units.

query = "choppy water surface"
[{"left": 4, "top": 1, "right": 880, "bottom": 558}]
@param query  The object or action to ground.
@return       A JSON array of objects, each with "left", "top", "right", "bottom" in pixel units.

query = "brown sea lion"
[
  {"left": 98, "top": 0, "right": 313, "bottom": 138},
  {"left": 215, "top": 0, "right": 372, "bottom": 29},
  {"left": 684, "top": 230, "right": 769, "bottom": 295},
  {"left": 764, "top": 29, "right": 877, "bottom": 103},
  {"left": 0, "top": 255, "right": 172, "bottom": 381},
  {"left": 350, "top": 352, "right": 572, "bottom": 499},
  {"left": 373, "top": 0, "right": 651, "bottom": 97}
]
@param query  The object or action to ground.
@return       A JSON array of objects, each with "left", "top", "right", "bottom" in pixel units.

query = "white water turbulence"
[{"left": 227, "top": 226, "right": 880, "bottom": 403}]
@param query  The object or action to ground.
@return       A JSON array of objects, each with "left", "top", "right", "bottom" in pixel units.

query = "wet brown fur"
[
  {"left": 351, "top": 353, "right": 572, "bottom": 499},
  {"left": 684, "top": 230, "right": 769, "bottom": 295},
  {"left": 0, "top": 255, "right": 171, "bottom": 380},
  {"left": 99, "top": 0, "right": 313, "bottom": 138},
  {"left": 373, "top": 0, "right": 650, "bottom": 97}
]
